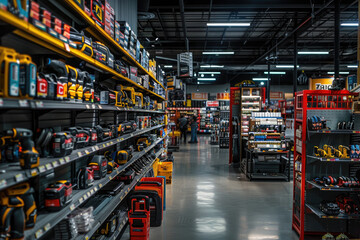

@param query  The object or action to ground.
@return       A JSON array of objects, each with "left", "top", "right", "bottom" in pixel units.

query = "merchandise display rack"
[
  {"left": 292, "top": 90, "right": 360, "bottom": 240},
  {"left": 0, "top": 3, "right": 169, "bottom": 240}
]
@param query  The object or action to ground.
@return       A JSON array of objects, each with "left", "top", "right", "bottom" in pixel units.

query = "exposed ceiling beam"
[
  {"left": 179, "top": 0, "right": 189, "bottom": 51},
  {"left": 156, "top": 9, "right": 168, "bottom": 40}
]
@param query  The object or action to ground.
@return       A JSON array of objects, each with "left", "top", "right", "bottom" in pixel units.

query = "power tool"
[
  {"left": 51, "top": 131, "right": 74, "bottom": 157},
  {"left": 115, "top": 146, "right": 133, "bottom": 165},
  {"left": 0, "top": 191, "right": 25, "bottom": 240},
  {"left": 323, "top": 145, "right": 335, "bottom": 158},
  {"left": 43, "top": 59, "right": 68, "bottom": 100},
  {"left": 69, "top": 28, "right": 93, "bottom": 57},
  {"left": 35, "top": 128, "right": 53, "bottom": 157},
  {"left": 18, "top": 54, "right": 36, "bottom": 98},
  {"left": 66, "top": 65, "right": 78, "bottom": 100},
  {"left": 0, "top": 128, "right": 39, "bottom": 169},
  {"left": 88, "top": 155, "right": 107, "bottom": 179},
  {"left": 76, "top": 167, "right": 94, "bottom": 189},
  {"left": 0, "top": 47, "right": 20, "bottom": 98},
  {"left": 118, "top": 121, "right": 137, "bottom": 135},
  {"left": 334, "top": 148, "right": 343, "bottom": 158},
  {"left": 5, "top": 182, "right": 37, "bottom": 229},
  {"left": 314, "top": 146, "right": 327, "bottom": 157},
  {"left": 44, "top": 180, "right": 73, "bottom": 211},
  {"left": 36, "top": 72, "right": 57, "bottom": 100},
  {"left": 338, "top": 145, "right": 350, "bottom": 158},
  {"left": 83, "top": 127, "right": 97, "bottom": 145},
  {"left": 75, "top": 69, "right": 84, "bottom": 101},
  {"left": 8, "top": 0, "right": 29, "bottom": 21},
  {"left": 116, "top": 85, "right": 136, "bottom": 107},
  {"left": 114, "top": 89, "right": 129, "bottom": 107},
  {"left": 83, "top": 71, "right": 94, "bottom": 102},
  {"left": 65, "top": 127, "right": 90, "bottom": 149},
  {"left": 134, "top": 92, "right": 143, "bottom": 108}
]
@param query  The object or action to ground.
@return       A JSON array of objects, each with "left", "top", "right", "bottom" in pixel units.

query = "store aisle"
[{"left": 150, "top": 136, "right": 299, "bottom": 240}]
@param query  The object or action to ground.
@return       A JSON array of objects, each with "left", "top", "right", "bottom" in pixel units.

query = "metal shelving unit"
[{"left": 292, "top": 90, "right": 360, "bottom": 240}]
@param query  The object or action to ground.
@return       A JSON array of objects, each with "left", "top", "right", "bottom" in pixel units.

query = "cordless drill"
[
  {"left": 83, "top": 71, "right": 94, "bottom": 103},
  {"left": 1, "top": 128, "right": 39, "bottom": 169},
  {"left": 43, "top": 59, "right": 68, "bottom": 100},
  {"left": 76, "top": 69, "right": 84, "bottom": 101},
  {"left": 66, "top": 65, "right": 78, "bottom": 100}
]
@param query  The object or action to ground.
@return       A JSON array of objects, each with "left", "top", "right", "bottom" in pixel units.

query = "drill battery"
[
  {"left": 36, "top": 73, "right": 56, "bottom": 99},
  {"left": 116, "top": 169, "right": 135, "bottom": 184},
  {"left": 66, "top": 65, "right": 78, "bottom": 100},
  {"left": 51, "top": 132, "right": 74, "bottom": 157},
  {"left": 75, "top": 69, "right": 84, "bottom": 101},
  {"left": 84, "top": 127, "right": 97, "bottom": 146},
  {"left": 44, "top": 180, "right": 73, "bottom": 211},
  {"left": 18, "top": 54, "right": 36, "bottom": 98},
  {"left": 43, "top": 59, "right": 68, "bottom": 100},
  {"left": 88, "top": 155, "right": 107, "bottom": 179},
  {"left": 99, "top": 214, "right": 117, "bottom": 236},
  {"left": 76, "top": 167, "right": 94, "bottom": 189},
  {"left": 83, "top": 71, "right": 94, "bottom": 102},
  {"left": 0, "top": 47, "right": 20, "bottom": 98}
]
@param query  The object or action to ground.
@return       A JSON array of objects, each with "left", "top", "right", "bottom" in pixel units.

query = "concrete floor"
[{"left": 148, "top": 136, "right": 299, "bottom": 240}]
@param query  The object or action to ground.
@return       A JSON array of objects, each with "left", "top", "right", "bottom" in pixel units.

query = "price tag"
[
  {"left": 19, "top": 100, "right": 28, "bottom": 107},
  {"left": 64, "top": 43, "right": 70, "bottom": 52},
  {"left": 38, "top": 165, "right": 45, "bottom": 173},
  {"left": 109, "top": 176, "right": 112, "bottom": 180},
  {"left": 95, "top": 146, "right": 99, "bottom": 150},
  {"left": 35, "top": 101, "right": 44, "bottom": 108},
  {"left": 94, "top": 187, "right": 98, "bottom": 191},
  {"left": 117, "top": 107, "right": 121, "bottom": 111},
  {"left": 77, "top": 152, "right": 83, "bottom": 157},
  {"left": 52, "top": 161, "right": 59, "bottom": 168},
  {"left": 45, "top": 163, "right": 52, "bottom": 170},
  {"left": 110, "top": 141, "right": 114, "bottom": 145},
  {"left": 79, "top": 197, "right": 84, "bottom": 204},
  {"left": 59, "top": 158, "right": 65, "bottom": 165},
  {"left": 99, "top": 183, "right": 103, "bottom": 188},
  {"left": 70, "top": 203, "right": 75, "bottom": 211},
  {"left": 86, "top": 104, "right": 90, "bottom": 109},
  {"left": 90, "top": 189, "right": 94, "bottom": 194},
  {"left": 85, "top": 235, "right": 89, "bottom": 240},
  {"left": 65, "top": 156, "right": 70, "bottom": 162},
  {"left": 83, "top": 194, "right": 88, "bottom": 200},
  {"left": 117, "top": 139, "right": 120, "bottom": 142},
  {"left": 98, "top": 105, "right": 103, "bottom": 109},
  {"left": 30, "top": 169, "right": 38, "bottom": 176},
  {"left": 44, "top": 223, "right": 51, "bottom": 232},
  {"left": 106, "top": 142, "right": 110, "bottom": 146},
  {"left": 85, "top": 150, "right": 90, "bottom": 155},
  {"left": 0, "top": 98, "right": 3, "bottom": 106},
  {"left": 102, "top": 144, "right": 106, "bottom": 148},
  {"left": 87, "top": 192, "right": 91, "bottom": 197},
  {"left": 0, "top": 179, "right": 7, "bottom": 188},
  {"left": 35, "top": 229, "right": 44, "bottom": 239},
  {"left": 120, "top": 138, "right": 124, "bottom": 141},
  {"left": 92, "top": 104, "right": 96, "bottom": 109}
]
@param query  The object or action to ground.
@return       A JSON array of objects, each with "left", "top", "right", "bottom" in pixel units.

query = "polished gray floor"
[{"left": 149, "top": 136, "right": 299, "bottom": 240}]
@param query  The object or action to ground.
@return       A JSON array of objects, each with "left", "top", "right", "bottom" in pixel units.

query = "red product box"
[
  {"left": 53, "top": 17, "right": 62, "bottom": 27},
  {"left": 30, "top": 1, "right": 40, "bottom": 12},
  {"left": 63, "top": 24, "right": 71, "bottom": 33},
  {"left": 54, "top": 25, "right": 62, "bottom": 35},
  {"left": 63, "top": 31, "right": 70, "bottom": 39},
  {"left": 104, "top": 0, "right": 114, "bottom": 15},
  {"left": 41, "top": 8, "right": 51, "bottom": 19},
  {"left": 30, "top": 10, "right": 40, "bottom": 20},
  {"left": 42, "top": 18, "right": 51, "bottom": 28}
]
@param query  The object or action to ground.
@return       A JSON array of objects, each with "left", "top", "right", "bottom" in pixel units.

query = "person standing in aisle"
[
  {"left": 178, "top": 115, "right": 188, "bottom": 144},
  {"left": 189, "top": 115, "right": 198, "bottom": 143}
]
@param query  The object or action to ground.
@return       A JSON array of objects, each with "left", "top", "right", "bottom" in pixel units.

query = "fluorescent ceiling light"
[
  {"left": 264, "top": 71, "right": 286, "bottom": 75},
  {"left": 341, "top": 23, "right": 358, "bottom": 26},
  {"left": 202, "top": 51, "right": 234, "bottom": 55},
  {"left": 198, "top": 72, "right": 221, "bottom": 74},
  {"left": 253, "top": 78, "right": 269, "bottom": 81},
  {"left": 276, "top": 65, "right": 299, "bottom": 68},
  {"left": 298, "top": 51, "right": 329, "bottom": 55},
  {"left": 260, "top": 82, "right": 265, "bottom": 86},
  {"left": 347, "top": 65, "right": 358, "bottom": 68},
  {"left": 327, "top": 72, "right": 350, "bottom": 74},
  {"left": 200, "top": 65, "right": 224, "bottom": 68},
  {"left": 164, "top": 65, "right": 172, "bottom": 68},
  {"left": 198, "top": 78, "right": 216, "bottom": 81},
  {"left": 207, "top": 23, "right": 250, "bottom": 27}
]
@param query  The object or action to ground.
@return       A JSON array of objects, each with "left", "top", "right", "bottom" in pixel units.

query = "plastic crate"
[{"left": 158, "top": 162, "right": 173, "bottom": 184}]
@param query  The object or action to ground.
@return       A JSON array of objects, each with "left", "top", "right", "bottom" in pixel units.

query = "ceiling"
[{"left": 137, "top": 0, "right": 358, "bottom": 85}]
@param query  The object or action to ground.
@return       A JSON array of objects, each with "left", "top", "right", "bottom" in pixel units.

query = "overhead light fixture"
[
  {"left": 347, "top": 65, "right": 358, "bottom": 68},
  {"left": 276, "top": 65, "right": 299, "bottom": 68},
  {"left": 327, "top": 71, "right": 350, "bottom": 74},
  {"left": 341, "top": 23, "right": 358, "bottom": 26},
  {"left": 164, "top": 65, "right": 172, "bottom": 68},
  {"left": 253, "top": 78, "right": 269, "bottom": 81},
  {"left": 198, "top": 72, "right": 221, "bottom": 74},
  {"left": 200, "top": 65, "right": 224, "bottom": 68},
  {"left": 207, "top": 23, "right": 251, "bottom": 27},
  {"left": 260, "top": 82, "right": 265, "bottom": 86},
  {"left": 264, "top": 72, "right": 286, "bottom": 75},
  {"left": 198, "top": 78, "right": 216, "bottom": 81},
  {"left": 202, "top": 51, "right": 234, "bottom": 55},
  {"left": 155, "top": 37, "right": 159, "bottom": 41},
  {"left": 298, "top": 51, "right": 329, "bottom": 55}
]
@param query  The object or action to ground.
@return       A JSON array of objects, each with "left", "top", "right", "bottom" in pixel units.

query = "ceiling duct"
[{"left": 138, "top": 0, "right": 155, "bottom": 19}]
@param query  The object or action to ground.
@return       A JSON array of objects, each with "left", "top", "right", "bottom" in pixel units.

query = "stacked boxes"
[
  {"left": 129, "top": 66, "right": 138, "bottom": 82},
  {"left": 119, "top": 21, "right": 130, "bottom": 50},
  {"left": 85, "top": 0, "right": 104, "bottom": 28},
  {"left": 149, "top": 59, "right": 156, "bottom": 78},
  {"left": 104, "top": 0, "right": 114, "bottom": 38},
  {"left": 141, "top": 48, "right": 150, "bottom": 71},
  {"left": 129, "top": 30, "right": 137, "bottom": 58},
  {"left": 136, "top": 40, "right": 141, "bottom": 62}
]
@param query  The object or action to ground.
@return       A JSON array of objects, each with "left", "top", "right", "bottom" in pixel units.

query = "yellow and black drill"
[{"left": 0, "top": 128, "right": 39, "bottom": 169}]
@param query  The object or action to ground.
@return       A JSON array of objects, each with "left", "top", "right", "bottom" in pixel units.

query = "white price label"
[
  {"left": 0, "top": 98, "right": 3, "bottom": 106},
  {"left": 19, "top": 100, "right": 28, "bottom": 107},
  {"left": 15, "top": 173, "right": 24, "bottom": 182},
  {"left": 0, "top": 180, "right": 7, "bottom": 188},
  {"left": 38, "top": 165, "right": 45, "bottom": 173},
  {"left": 65, "top": 156, "right": 70, "bottom": 162},
  {"left": 70, "top": 203, "right": 75, "bottom": 211},
  {"left": 30, "top": 169, "right": 38, "bottom": 176},
  {"left": 35, "top": 101, "right": 44, "bottom": 108},
  {"left": 44, "top": 223, "right": 51, "bottom": 231},
  {"left": 98, "top": 105, "right": 102, "bottom": 109},
  {"left": 45, "top": 164, "right": 52, "bottom": 170},
  {"left": 52, "top": 161, "right": 59, "bottom": 168},
  {"left": 92, "top": 104, "right": 96, "bottom": 109},
  {"left": 35, "top": 229, "right": 44, "bottom": 239},
  {"left": 86, "top": 104, "right": 90, "bottom": 109},
  {"left": 59, "top": 158, "right": 65, "bottom": 165}
]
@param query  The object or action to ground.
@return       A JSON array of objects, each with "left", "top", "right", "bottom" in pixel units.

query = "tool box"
[
  {"left": 44, "top": 180, "right": 73, "bottom": 211},
  {"left": 131, "top": 190, "right": 162, "bottom": 227},
  {"left": 158, "top": 162, "right": 173, "bottom": 184},
  {"left": 128, "top": 195, "right": 150, "bottom": 240}
]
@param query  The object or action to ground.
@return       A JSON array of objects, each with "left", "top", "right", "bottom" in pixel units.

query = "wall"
[{"left": 110, "top": 0, "right": 137, "bottom": 34}]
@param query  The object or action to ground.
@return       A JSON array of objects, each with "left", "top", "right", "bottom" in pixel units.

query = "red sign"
[{"left": 207, "top": 101, "right": 219, "bottom": 107}]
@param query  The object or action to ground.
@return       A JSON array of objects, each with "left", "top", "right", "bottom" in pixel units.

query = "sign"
[
  {"left": 191, "top": 93, "right": 208, "bottom": 100},
  {"left": 207, "top": 101, "right": 219, "bottom": 107},
  {"left": 177, "top": 52, "right": 193, "bottom": 78},
  {"left": 309, "top": 78, "right": 333, "bottom": 90},
  {"left": 347, "top": 75, "right": 357, "bottom": 91},
  {"left": 270, "top": 91, "right": 284, "bottom": 99},
  {"left": 216, "top": 93, "right": 230, "bottom": 100}
]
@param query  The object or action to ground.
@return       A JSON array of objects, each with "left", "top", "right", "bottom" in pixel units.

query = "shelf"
[
  {"left": 62, "top": 0, "right": 165, "bottom": 90},
  {"left": 306, "top": 155, "right": 360, "bottom": 163},
  {"left": 248, "top": 150, "right": 289, "bottom": 155},
  {"left": 308, "top": 130, "right": 360, "bottom": 134},
  {"left": 0, "top": 98, "right": 165, "bottom": 113},
  {"left": 249, "top": 173, "right": 288, "bottom": 180},
  {"left": 25, "top": 138, "right": 165, "bottom": 240},
  {"left": 307, "top": 181, "right": 360, "bottom": 192},
  {"left": 0, "top": 9, "right": 165, "bottom": 101},
  {"left": 0, "top": 125, "right": 165, "bottom": 193},
  {"left": 74, "top": 148, "right": 163, "bottom": 240},
  {"left": 105, "top": 214, "right": 128, "bottom": 240},
  {"left": 306, "top": 204, "right": 360, "bottom": 219}
]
